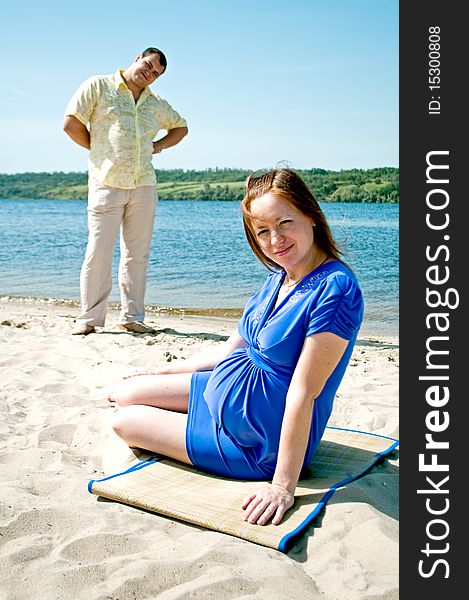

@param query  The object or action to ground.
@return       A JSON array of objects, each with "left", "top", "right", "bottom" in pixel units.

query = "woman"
[{"left": 109, "top": 168, "right": 364, "bottom": 526}]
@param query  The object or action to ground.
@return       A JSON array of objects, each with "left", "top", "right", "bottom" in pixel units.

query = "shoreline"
[
  {"left": 0, "top": 294, "right": 398, "bottom": 340},
  {"left": 0, "top": 293, "right": 242, "bottom": 319}
]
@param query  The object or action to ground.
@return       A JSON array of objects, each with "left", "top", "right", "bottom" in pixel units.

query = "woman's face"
[{"left": 249, "top": 191, "right": 317, "bottom": 274}]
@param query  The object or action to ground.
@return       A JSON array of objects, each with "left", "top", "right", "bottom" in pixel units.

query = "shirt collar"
[
  {"left": 113, "top": 69, "right": 156, "bottom": 103},
  {"left": 114, "top": 69, "right": 128, "bottom": 91}
]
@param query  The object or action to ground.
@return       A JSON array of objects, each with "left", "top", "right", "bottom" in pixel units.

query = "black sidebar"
[{"left": 400, "top": 2, "right": 465, "bottom": 597}]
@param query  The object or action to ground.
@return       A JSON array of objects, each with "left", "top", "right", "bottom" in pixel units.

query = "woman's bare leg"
[
  {"left": 111, "top": 405, "right": 191, "bottom": 464},
  {"left": 109, "top": 373, "right": 192, "bottom": 412},
  {"left": 108, "top": 372, "right": 193, "bottom": 463}
]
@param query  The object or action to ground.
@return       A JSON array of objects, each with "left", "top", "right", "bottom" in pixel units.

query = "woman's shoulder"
[
  {"left": 304, "top": 261, "right": 363, "bottom": 315},
  {"left": 260, "top": 269, "right": 283, "bottom": 289},
  {"left": 305, "top": 262, "right": 364, "bottom": 337},
  {"left": 320, "top": 262, "right": 363, "bottom": 308},
  {"left": 324, "top": 260, "right": 360, "bottom": 288},
  {"left": 297, "top": 260, "right": 360, "bottom": 295}
]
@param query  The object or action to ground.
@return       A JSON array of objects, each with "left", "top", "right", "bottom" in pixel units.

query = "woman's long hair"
[{"left": 241, "top": 168, "right": 345, "bottom": 270}]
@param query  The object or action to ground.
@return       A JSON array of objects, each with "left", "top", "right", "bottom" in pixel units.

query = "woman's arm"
[
  {"left": 156, "top": 328, "right": 247, "bottom": 375},
  {"left": 242, "top": 332, "right": 348, "bottom": 526}
]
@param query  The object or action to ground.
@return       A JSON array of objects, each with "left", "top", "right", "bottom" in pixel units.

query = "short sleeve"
[
  {"left": 306, "top": 273, "right": 364, "bottom": 340},
  {"left": 64, "top": 76, "right": 99, "bottom": 125},
  {"left": 155, "top": 97, "right": 187, "bottom": 130}
]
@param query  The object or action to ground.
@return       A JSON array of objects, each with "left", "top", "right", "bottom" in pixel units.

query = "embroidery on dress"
[
  {"left": 282, "top": 270, "right": 330, "bottom": 311},
  {"left": 252, "top": 272, "right": 283, "bottom": 324},
  {"left": 252, "top": 297, "right": 270, "bottom": 324}
]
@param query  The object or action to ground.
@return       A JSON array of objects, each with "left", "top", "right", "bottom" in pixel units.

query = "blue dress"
[{"left": 186, "top": 260, "right": 364, "bottom": 480}]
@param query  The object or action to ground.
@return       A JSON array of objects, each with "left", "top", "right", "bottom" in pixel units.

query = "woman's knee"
[
  {"left": 108, "top": 379, "right": 142, "bottom": 407},
  {"left": 110, "top": 410, "right": 128, "bottom": 439},
  {"left": 110, "top": 407, "right": 139, "bottom": 441}
]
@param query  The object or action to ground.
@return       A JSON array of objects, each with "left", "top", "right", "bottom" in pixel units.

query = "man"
[{"left": 63, "top": 47, "right": 188, "bottom": 335}]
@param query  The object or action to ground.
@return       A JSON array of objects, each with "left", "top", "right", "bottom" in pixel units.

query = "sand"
[{"left": 0, "top": 298, "right": 398, "bottom": 600}]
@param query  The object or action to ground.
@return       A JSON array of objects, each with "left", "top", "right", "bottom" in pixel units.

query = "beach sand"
[{"left": 0, "top": 298, "right": 398, "bottom": 600}]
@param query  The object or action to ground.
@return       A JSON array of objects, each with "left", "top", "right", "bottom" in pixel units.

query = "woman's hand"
[
  {"left": 155, "top": 361, "right": 191, "bottom": 375},
  {"left": 121, "top": 361, "right": 192, "bottom": 378},
  {"left": 122, "top": 368, "right": 157, "bottom": 380},
  {"left": 242, "top": 483, "right": 294, "bottom": 526}
]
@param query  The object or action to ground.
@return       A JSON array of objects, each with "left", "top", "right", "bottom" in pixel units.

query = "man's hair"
[{"left": 141, "top": 47, "right": 167, "bottom": 73}]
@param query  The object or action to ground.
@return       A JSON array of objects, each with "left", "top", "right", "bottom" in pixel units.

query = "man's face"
[{"left": 131, "top": 53, "right": 165, "bottom": 88}]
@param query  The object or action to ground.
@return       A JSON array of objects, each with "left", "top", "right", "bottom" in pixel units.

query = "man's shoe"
[
  {"left": 119, "top": 321, "right": 155, "bottom": 334},
  {"left": 72, "top": 323, "right": 95, "bottom": 335}
]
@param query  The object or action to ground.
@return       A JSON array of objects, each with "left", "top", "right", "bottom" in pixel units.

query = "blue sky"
[{"left": 0, "top": 0, "right": 398, "bottom": 173}]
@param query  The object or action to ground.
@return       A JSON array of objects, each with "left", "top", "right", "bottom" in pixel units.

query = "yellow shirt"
[{"left": 65, "top": 70, "right": 187, "bottom": 189}]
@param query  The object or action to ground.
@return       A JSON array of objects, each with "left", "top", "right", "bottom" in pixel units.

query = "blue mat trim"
[
  {"left": 277, "top": 427, "right": 399, "bottom": 553},
  {"left": 87, "top": 427, "right": 399, "bottom": 553},
  {"left": 87, "top": 456, "right": 161, "bottom": 494}
]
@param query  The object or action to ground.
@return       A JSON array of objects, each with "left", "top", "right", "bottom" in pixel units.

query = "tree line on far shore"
[{"left": 0, "top": 167, "right": 399, "bottom": 203}]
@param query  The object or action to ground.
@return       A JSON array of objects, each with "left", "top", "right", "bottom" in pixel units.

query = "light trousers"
[{"left": 77, "top": 180, "right": 157, "bottom": 327}]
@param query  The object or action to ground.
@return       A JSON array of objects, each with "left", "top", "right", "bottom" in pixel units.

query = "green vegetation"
[{"left": 0, "top": 167, "right": 398, "bottom": 202}]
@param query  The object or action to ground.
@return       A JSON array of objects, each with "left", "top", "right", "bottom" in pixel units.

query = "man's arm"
[
  {"left": 63, "top": 115, "right": 90, "bottom": 150},
  {"left": 153, "top": 126, "right": 188, "bottom": 154}
]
